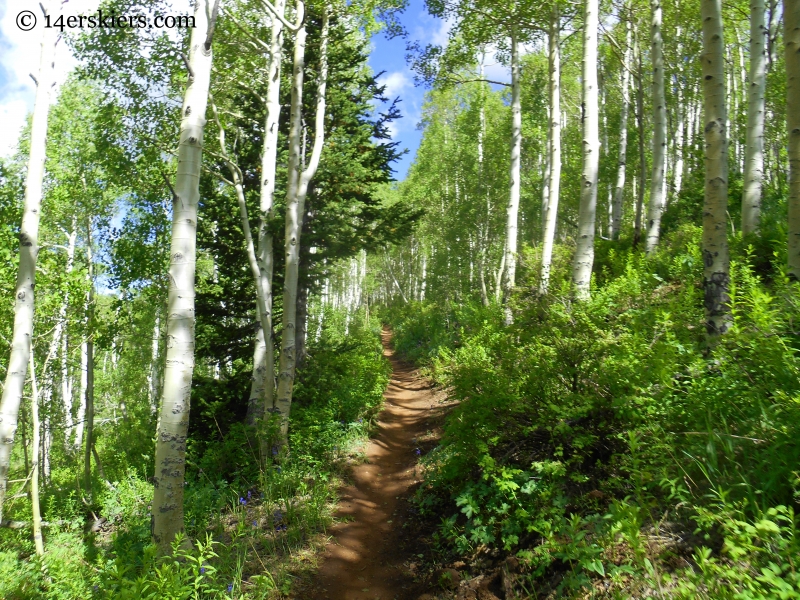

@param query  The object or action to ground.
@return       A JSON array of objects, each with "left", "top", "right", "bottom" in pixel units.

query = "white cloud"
[{"left": 379, "top": 70, "right": 411, "bottom": 99}]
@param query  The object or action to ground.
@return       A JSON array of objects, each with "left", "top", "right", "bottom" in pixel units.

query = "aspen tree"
[
  {"left": 645, "top": 0, "right": 667, "bottom": 253},
  {"left": 276, "top": 4, "right": 330, "bottom": 443},
  {"left": 634, "top": 30, "right": 646, "bottom": 247},
  {"left": 539, "top": 5, "right": 562, "bottom": 295},
  {"left": 502, "top": 29, "right": 522, "bottom": 322},
  {"left": 246, "top": 0, "right": 288, "bottom": 427},
  {"left": 83, "top": 222, "right": 95, "bottom": 497},
  {"left": 742, "top": 0, "right": 767, "bottom": 235},
  {"left": 786, "top": 0, "right": 800, "bottom": 279},
  {"left": 700, "top": 0, "right": 730, "bottom": 334},
  {"left": 673, "top": 29, "right": 685, "bottom": 201},
  {"left": 151, "top": 0, "right": 217, "bottom": 552},
  {"left": 0, "top": 1, "right": 58, "bottom": 521},
  {"left": 612, "top": 14, "right": 632, "bottom": 240},
  {"left": 572, "top": 0, "right": 600, "bottom": 300},
  {"left": 29, "top": 353, "right": 44, "bottom": 556}
]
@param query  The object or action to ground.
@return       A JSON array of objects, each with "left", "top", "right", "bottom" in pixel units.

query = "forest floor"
[{"left": 301, "top": 329, "right": 450, "bottom": 600}]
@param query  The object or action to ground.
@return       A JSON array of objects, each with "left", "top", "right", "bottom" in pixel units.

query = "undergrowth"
[
  {"left": 385, "top": 225, "right": 800, "bottom": 598},
  {"left": 0, "top": 307, "right": 389, "bottom": 599}
]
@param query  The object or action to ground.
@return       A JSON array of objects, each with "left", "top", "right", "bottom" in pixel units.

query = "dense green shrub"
[
  {"left": 388, "top": 226, "right": 800, "bottom": 597},
  {"left": 0, "top": 306, "right": 389, "bottom": 599}
]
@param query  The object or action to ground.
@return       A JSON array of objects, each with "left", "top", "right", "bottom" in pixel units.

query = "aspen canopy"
[{"left": 0, "top": 0, "right": 799, "bottom": 596}]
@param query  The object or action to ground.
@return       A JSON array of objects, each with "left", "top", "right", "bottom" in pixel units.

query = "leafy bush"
[{"left": 389, "top": 226, "right": 800, "bottom": 597}]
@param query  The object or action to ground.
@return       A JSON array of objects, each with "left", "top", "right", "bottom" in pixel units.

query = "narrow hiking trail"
[{"left": 306, "top": 329, "right": 441, "bottom": 600}]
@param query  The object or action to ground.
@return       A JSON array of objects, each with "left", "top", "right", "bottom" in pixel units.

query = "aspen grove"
[{"left": 0, "top": 0, "right": 799, "bottom": 596}]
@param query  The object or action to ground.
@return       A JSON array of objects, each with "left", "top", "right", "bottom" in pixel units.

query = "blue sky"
[
  {"left": 0, "top": 0, "right": 444, "bottom": 177},
  {"left": 368, "top": 0, "right": 449, "bottom": 180}
]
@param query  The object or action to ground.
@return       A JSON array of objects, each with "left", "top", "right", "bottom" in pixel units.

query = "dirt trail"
[{"left": 307, "top": 329, "right": 438, "bottom": 600}]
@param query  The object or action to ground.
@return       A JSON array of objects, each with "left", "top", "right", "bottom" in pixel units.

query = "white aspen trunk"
[
  {"left": 540, "top": 9, "right": 562, "bottom": 295},
  {"left": 542, "top": 105, "right": 551, "bottom": 232},
  {"left": 673, "top": 37, "right": 685, "bottom": 201},
  {"left": 0, "top": 4, "right": 57, "bottom": 520},
  {"left": 60, "top": 321, "right": 71, "bottom": 441},
  {"left": 612, "top": 16, "right": 632, "bottom": 240},
  {"left": 685, "top": 88, "right": 696, "bottom": 182},
  {"left": 634, "top": 30, "right": 646, "bottom": 246},
  {"left": 786, "top": 0, "right": 800, "bottom": 279},
  {"left": 29, "top": 353, "right": 44, "bottom": 556},
  {"left": 276, "top": 4, "right": 328, "bottom": 443},
  {"left": 60, "top": 224, "right": 77, "bottom": 439},
  {"left": 210, "top": 104, "right": 276, "bottom": 420},
  {"left": 502, "top": 30, "right": 522, "bottom": 322},
  {"left": 74, "top": 337, "right": 87, "bottom": 453},
  {"left": 742, "top": 0, "right": 767, "bottom": 235},
  {"left": 737, "top": 31, "right": 748, "bottom": 172},
  {"left": 41, "top": 223, "right": 77, "bottom": 449},
  {"left": 420, "top": 251, "right": 427, "bottom": 301},
  {"left": 572, "top": 0, "right": 600, "bottom": 300},
  {"left": 645, "top": 0, "right": 667, "bottom": 253},
  {"left": 152, "top": 0, "right": 215, "bottom": 552},
  {"left": 247, "top": 0, "right": 286, "bottom": 427},
  {"left": 148, "top": 312, "right": 161, "bottom": 414},
  {"left": 728, "top": 47, "right": 738, "bottom": 172},
  {"left": 83, "top": 223, "right": 94, "bottom": 496},
  {"left": 769, "top": 0, "right": 780, "bottom": 68},
  {"left": 701, "top": 0, "right": 731, "bottom": 335}
]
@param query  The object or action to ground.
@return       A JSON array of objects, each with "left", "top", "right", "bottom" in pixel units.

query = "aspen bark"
[
  {"left": 246, "top": 0, "right": 286, "bottom": 427},
  {"left": 148, "top": 312, "right": 161, "bottom": 414},
  {"left": 29, "top": 353, "right": 44, "bottom": 556},
  {"left": 701, "top": 0, "right": 731, "bottom": 335},
  {"left": 769, "top": 0, "right": 780, "bottom": 68},
  {"left": 645, "top": 0, "right": 667, "bottom": 253},
  {"left": 40, "top": 223, "right": 77, "bottom": 450},
  {"left": 74, "top": 336, "right": 87, "bottom": 452},
  {"left": 786, "top": 0, "right": 800, "bottom": 279},
  {"left": 210, "top": 103, "right": 275, "bottom": 409},
  {"left": 276, "top": 5, "right": 329, "bottom": 442},
  {"left": 612, "top": 16, "right": 632, "bottom": 240},
  {"left": 634, "top": 31, "right": 646, "bottom": 247},
  {"left": 742, "top": 0, "right": 767, "bottom": 235},
  {"left": 83, "top": 223, "right": 95, "bottom": 497},
  {"left": 572, "top": 0, "right": 600, "bottom": 300},
  {"left": 673, "top": 31, "right": 686, "bottom": 202},
  {"left": 0, "top": 2, "right": 57, "bottom": 521},
  {"left": 502, "top": 29, "right": 522, "bottom": 321},
  {"left": 151, "top": 0, "right": 216, "bottom": 552},
  {"left": 542, "top": 105, "right": 551, "bottom": 235},
  {"left": 539, "top": 7, "right": 562, "bottom": 295}
]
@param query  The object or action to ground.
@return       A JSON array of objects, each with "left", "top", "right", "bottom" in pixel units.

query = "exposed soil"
[{"left": 304, "top": 329, "right": 444, "bottom": 600}]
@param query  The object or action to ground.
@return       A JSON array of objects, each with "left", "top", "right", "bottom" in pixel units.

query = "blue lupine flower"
[
  {"left": 247, "top": 490, "right": 252, "bottom": 500},
  {"left": 200, "top": 567, "right": 206, "bottom": 574},
  {"left": 415, "top": 448, "right": 421, "bottom": 456},
  {"left": 239, "top": 497, "right": 246, "bottom": 505},
  {"left": 227, "top": 583, "right": 233, "bottom": 592},
  {"left": 253, "top": 521, "right": 258, "bottom": 527}
]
